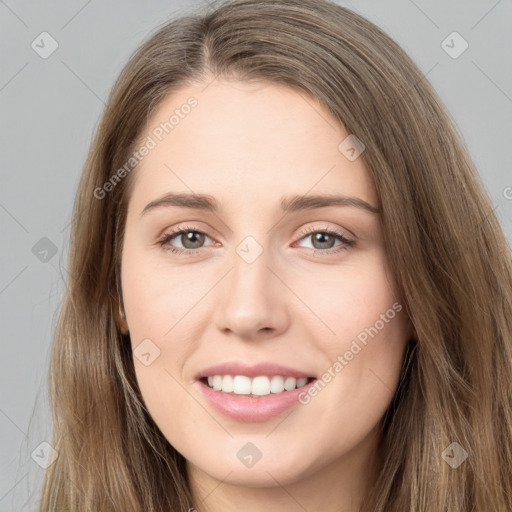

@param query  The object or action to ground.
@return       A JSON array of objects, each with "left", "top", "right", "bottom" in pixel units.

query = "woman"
[{"left": 40, "top": 0, "right": 512, "bottom": 510}]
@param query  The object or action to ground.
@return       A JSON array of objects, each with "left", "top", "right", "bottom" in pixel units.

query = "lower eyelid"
[
  {"left": 160, "top": 230, "right": 215, "bottom": 248},
  {"left": 159, "top": 231, "right": 353, "bottom": 258}
]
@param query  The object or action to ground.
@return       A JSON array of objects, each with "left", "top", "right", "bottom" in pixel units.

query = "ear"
[
  {"left": 115, "top": 300, "right": 130, "bottom": 335},
  {"left": 115, "top": 274, "right": 129, "bottom": 335},
  {"left": 119, "top": 315, "right": 129, "bottom": 336}
]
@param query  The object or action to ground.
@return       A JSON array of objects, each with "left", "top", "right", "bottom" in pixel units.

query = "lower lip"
[{"left": 196, "top": 378, "right": 317, "bottom": 422}]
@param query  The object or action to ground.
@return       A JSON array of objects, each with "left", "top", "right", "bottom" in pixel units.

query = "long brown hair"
[{"left": 39, "top": 0, "right": 512, "bottom": 510}]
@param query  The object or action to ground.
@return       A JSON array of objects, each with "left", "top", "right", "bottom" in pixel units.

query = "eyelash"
[{"left": 157, "top": 224, "right": 355, "bottom": 258}]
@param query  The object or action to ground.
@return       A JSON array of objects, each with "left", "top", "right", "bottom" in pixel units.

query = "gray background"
[{"left": 1, "top": 0, "right": 511, "bottom": 510}]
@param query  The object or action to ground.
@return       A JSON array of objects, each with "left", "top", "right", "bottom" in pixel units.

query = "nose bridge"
[
  {"left": 214, "top": 233, "right": 287, "bottom": 336},
  {"left": 228, "top": 221, "right": 274, "bottom": 291},
  {"left": 229, "top": 236, "right": 274, "bottom": 307}
]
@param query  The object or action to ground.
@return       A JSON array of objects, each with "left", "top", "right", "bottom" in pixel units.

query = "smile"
[{"left": 203, "top": 375, "right": 314, "bottom": 396}]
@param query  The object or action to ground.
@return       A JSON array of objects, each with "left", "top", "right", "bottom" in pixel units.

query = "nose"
[{"left": 213, "top": 246, "right": 290, "bottom": 340}]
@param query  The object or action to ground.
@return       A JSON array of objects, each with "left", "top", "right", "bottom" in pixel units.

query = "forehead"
[{"left": 128, "top": 79, "right": 377, "bottom": 212}]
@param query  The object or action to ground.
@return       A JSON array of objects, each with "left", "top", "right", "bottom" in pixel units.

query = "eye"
[
  {"left": 157, "top": 224, "right": 355, "bottom": 257},
  {"left": 157, "top": 224, "right": 216, "bottom": 256},
  {"left": 294, "top": 225, "right": 355, "bottom": 256}
]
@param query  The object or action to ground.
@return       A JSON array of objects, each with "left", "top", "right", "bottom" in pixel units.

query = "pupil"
[
  {"left": 314, "top": 232, "right": 334, "bottom": 249},
  {"left": 183, "top": 231, "right": 204, "bottom": 249}
]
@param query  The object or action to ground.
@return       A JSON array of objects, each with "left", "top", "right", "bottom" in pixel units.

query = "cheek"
[
  {"left": 121, "top": 244, "right": 210, "bottom": 415},
  {"left": 294, "top": 254, "right": 403, "bottom": 353},
  {"left": 297, "top": 255, "right": 408, "bottom": 413},
  {"left": 121, "top": 240, "right": 203, "bottom": 338}
]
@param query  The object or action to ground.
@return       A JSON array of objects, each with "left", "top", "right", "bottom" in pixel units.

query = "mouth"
[
  {"left": 195, "top": 368, "right": 318, "bottom": 422},
  {"left": 199, "top": 375, "right": 316, "bottom": 397},
  {"left": 194, "top": 361, "right": 318, "bottom": 421}
]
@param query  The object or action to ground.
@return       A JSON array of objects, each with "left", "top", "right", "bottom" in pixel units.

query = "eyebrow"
[{"left": 140, "top": 192, "right": 380, "bottom": 217}]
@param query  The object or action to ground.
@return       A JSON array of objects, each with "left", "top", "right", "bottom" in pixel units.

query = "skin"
[{"left": 119, "top": 78, "right": 413, "bottom": 512}]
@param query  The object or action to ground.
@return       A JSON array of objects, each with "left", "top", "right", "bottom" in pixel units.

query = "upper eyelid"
[
  {"left": 159, "top": 227, "right": 353, "bottom": 260},
  {"left": 162, "top": 223, "right": 353, "bottom": 245}
]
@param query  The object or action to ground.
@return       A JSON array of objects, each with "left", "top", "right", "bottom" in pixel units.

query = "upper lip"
[{"left": 195, "top": 361, "right": 316, "bottom": 380}]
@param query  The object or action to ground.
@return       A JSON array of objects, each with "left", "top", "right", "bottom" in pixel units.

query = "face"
[{"left": 119, "top": 78, "right": 411, "bottom": 490}]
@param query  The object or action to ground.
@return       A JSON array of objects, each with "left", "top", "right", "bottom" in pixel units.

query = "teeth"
[{"left": 204, "top": 375, "right": 311, "bottom": 395}]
